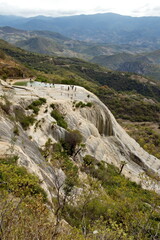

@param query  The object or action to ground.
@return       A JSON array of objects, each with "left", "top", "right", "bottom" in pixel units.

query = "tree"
[
  {"left": 119, "top": 161, "right": 127, "bottom": 174},
  {"left": 61, "top": 130, "right": 82, "bottom": 156}
]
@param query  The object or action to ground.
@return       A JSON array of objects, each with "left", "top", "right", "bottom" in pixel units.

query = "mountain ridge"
[
  {"left": 92, "top": 51, "right": 160, "bottom": 81},
  {"left": 0, "top": 13, "right": 160, "bottom": 46}
]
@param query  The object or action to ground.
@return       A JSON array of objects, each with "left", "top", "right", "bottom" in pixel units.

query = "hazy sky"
[{"left": 0, "top": 0, "right": 160, "bottom": 17}]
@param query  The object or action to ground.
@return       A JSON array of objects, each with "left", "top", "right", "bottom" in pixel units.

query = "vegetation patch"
[
  {"left": 14, "top": 107, "right": 36, "bottom": 130},
  {"left": 27, "top": 97, "right": 46, "bottom": 114},
  {"left": 0, "top": 155, "right": 46, "bottom": 200},
  {"left": 60, "top": 130, "right": 82, "bottom": 156},
  {"left": 0, "top": 155, "right": 58, "bottom": 240},
  {"left": 13, "top": 124, "right": 19, "bottom": 136},
  {"left": 35, "top": 75, "right": 49, "bottom": 82},
  {"left": 50, "top": 104, "right": 68, "bottom": 129},
  {"left": 74, "top": 101, "right": 92, "bottom": 108},
  {"left": 120, "top": 121, "right": 160, "bottom": 159},
  {"left": 0, "top": 97, "right": 11, "bottom": 115},
  {"left": 62, "top": 157, "right": 160, "bottom": 240},
  {"left": 83, "top": 155, "right": 96, "bottom": 166},
  {"left": 42, "top": 140, "right": 79, "bottom": 189}
]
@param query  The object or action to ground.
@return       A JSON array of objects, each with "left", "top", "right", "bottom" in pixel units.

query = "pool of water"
[{"left": 27, "top": 81, "right": 55, "bottom": 88}]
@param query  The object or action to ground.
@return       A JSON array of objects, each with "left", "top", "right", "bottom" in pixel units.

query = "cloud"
[
  {"left": 0, "top": 0, "right": 160, "bottom": 17},
  {"left": 0, "top": 3, "right": 79, "bottom": 17},
  {"left": 146, "top": 6, "right": 160, "bottom": 16},
  {"left": 0, "top": 2, "right": 114, "bottom": 18},
  {"left": 9, "top": 9, "right": 87, "bottom": 18},
  {"left": 0, "top": 2, "right": 19, "bottom": 15},
  {"left": 132, "top": 3, "right": 160, "bottom": 17}
]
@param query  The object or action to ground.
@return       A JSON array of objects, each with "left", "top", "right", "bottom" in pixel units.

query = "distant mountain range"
[
  {"left": 0, "top": 26, "right": 100, "bottom": 60},
  {"left": 0, "top": 26, "right": 153, "bottom": 59},
  {"left": 1, "top": 13, "right": 160, "bottom": 81},
  {"left": 0, "top": 13, "right": 160, "bottom": 47}
]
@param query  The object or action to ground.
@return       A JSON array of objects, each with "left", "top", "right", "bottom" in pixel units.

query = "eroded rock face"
[
  {"left": 0, "top": 80, "right": 159, "bottom": 194},
  {"left": 79, "top": 104, "right": 114, "bottom": 136}
]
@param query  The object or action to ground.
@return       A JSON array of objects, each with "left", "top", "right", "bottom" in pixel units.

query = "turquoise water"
[{"left": 27, "top": 81, "right": 55, "bottom": 88}]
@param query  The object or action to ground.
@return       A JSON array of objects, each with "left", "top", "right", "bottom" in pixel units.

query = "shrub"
[
  {"left": 62, "top": 160, "right": 79, "bottom": 195},
  {"left": 14, "top": 107, "right": 36, "bottom": 130},
  {"left": 0, "top": 155, "right": 46, "bottom": 200},
  {"left": 20, "top": 115, "right": 36, "bottom": 130},
  {"left": 27, "top": 98, "right": 46, "bottom": 114},
  {"left": 50, "top": 103, "right": 55, "bottom": 109},
  {"left": 2, "top": 73, "right": 8, "bottom": 80},
  {"left": 0, "top": 155, "right": 18, "bottom": 165},
  {"left": 86, "top": 102, "right": 92, "bottom": 107},
  {"left": 35, "top": 75, "right": 49, "bottom": 82},
  {"left": 75, "top": 101, "right": 92, "bottom": 108},
  {"left": 0, "top": 97, "right": 11, "bottom": 115},
  {"left": 50, "top": 109, "right": 68, "bottom": 129},
  {"left": 61, "top": 130, "right": 82, "bottom": 156},
  {"left": 0, "top": 50, "right": 6, "bottom": 59},
  {"left": 83, "top": 155, "right": 96, "bottom": 166},
  {"left": 13, "top": 125, "right": 19, "bottom": 136}
]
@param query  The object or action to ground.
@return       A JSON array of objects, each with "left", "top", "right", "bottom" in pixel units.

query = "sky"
[{"left": 0, "top": 0, "right": 160, "bottom": 17}]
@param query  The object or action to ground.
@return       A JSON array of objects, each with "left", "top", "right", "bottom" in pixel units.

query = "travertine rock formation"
[{"left": 0, "top": 80, "right": 159, "bottom": 195}]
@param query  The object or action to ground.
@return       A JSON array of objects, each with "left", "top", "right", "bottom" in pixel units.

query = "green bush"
[
  {"left": 19, "top": 115, "right": 35, "bottom": 130},
  {"left": 0, "top": 155, "right": 18, "bottom": 165},
  {"left": 0, "top": 49, "right": 6, "bottom": 59},
  {"left": 50, "top": 103, "right": 55, "bottom": 109},
  {"left": 0, "top": 97, "right": 11, "bottom": 115},
  {"left": 86, "top": 102, "right": 92, "bottom": 107},
  {"left": 83, "top": 155, "right": 96, "bottom": 166},
  {"left": 35, "top": 75, "right": 49, "bottom": 82},
  {"left": 62, "top": 158, "right": 79, "bottom": 195},
  {"left": 61, "top": 130, "right": 82, "bottom": 156},
  {"left": 0, "top": 156, "right": 46, "bottom": 200},
  {"left": 27, "top": 98, "right": 46, "bottom": 114},
  {"left": 75, "top": 101, "right": 92, "bottom": 108},
  {"left": 14, "top": 107, "right": 36, "bottom": 130},
  {"left": 2, "top": 73, "right": 8, "bottom": 80},
  {"left": 13, "top": 125, "right": 19, "bottom": 136},
  {"left": 75, "top": 101, "right": 86, "bottom": 108},
  {"left": 50, "top": 109, "right": 68, "bottom": 129}
]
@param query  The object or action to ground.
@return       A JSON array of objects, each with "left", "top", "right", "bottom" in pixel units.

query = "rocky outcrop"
[{"left": 0, "top": 80, "right": 159, "bottom": 195}]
